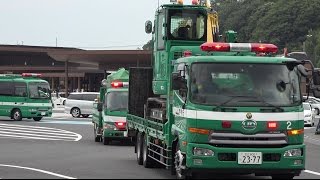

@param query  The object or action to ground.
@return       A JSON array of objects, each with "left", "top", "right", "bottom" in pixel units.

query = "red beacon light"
[
  {"left": 200, "top": 42, "right": 278, "bottom": 54},
  {"left": 111, "top": 81, "right": 123, "bottom": 88},
  {"left": 22, "top": 73, "right": 42, "bottom": 77},
  {"left": 192, "top": 0, "right": 199, "bottom": 5}
]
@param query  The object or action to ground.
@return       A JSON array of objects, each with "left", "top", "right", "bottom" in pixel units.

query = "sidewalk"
[{"left": 52, "top": 106, "right": 65, "bottom": 113}]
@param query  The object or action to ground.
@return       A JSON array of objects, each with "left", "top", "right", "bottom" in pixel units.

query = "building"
[{"left": 0, "top": 45, "right": 151, "bottom": 94}]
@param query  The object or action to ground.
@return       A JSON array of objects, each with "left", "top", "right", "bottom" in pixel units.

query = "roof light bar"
[
  {"left": 200, "top": 42, "right": 278, "bottom": 54},
  {"left": 21, "top": 73, "right": 42, "bottom": 77}
]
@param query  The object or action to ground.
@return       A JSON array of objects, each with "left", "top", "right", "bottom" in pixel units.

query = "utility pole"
[{"left": 56, "top": 37, "right": 58, "bottom": 47}]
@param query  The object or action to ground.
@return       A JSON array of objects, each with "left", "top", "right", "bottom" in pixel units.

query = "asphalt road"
[{"left": 0, "top": 110, "right": 319, "bottom": 179}]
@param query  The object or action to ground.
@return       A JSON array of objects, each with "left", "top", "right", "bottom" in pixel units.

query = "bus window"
[
  {"left": 14, "top": 82, "right": 27, "bottom": 97},
  {"left": 0, "top": 82, "right": 13, "bottom": 96}
]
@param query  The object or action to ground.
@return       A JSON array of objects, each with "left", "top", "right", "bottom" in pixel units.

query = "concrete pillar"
[
  {"left": 89, "top": 74, "right": 92, "bottom": 92},
  {"left": 103, "top": 69, "right": 107, "bottom": 79},
  {"left": 78, "top": 77, "right": 81, "bottom": 91},
  {"left": 65, "top": 60, "right": 69, "bottom": 97},
  {"left": 51, "top": 77, "right": 55, "bottom": 91}
]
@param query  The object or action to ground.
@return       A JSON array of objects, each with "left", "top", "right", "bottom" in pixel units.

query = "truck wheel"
[
  {"left": 142, "top": 135, "right": 154, "bottom": 168},
  {"left": 71, "top": 108, "right": 81, "bottom": 118},
  {"left": 12, "top": 109, "right": 22, "bottom": 121},
  {"left": 33, "top": 117, "right": 42, "bottom": 121},
  {"left": 174, "top": 143, "right": 191, "bottom": 179},
  {"left": 102, "top": 136, "right": 110, "bottom": 145},
  {"left": 271, "top": 174, "right": 295, "bottom": 179},
  {"left": 94, "top": 124, "right": 101, "bottom": 142},
  {"left": 136, "top": 132, "right": 143, "bottom": 165}
]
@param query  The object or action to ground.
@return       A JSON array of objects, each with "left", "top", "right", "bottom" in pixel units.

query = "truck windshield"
[
  {"left": 190, "top": 63, "right": 301, "bottom": 107},
  {"left": 168, "top": 9, "right": 206, "bottom": 41},
  {"left": 105, "top": 91, "right": 128, "bottom": 111},
  {"left": 29, "top": 82, "right": 51, "bottom": 99}
]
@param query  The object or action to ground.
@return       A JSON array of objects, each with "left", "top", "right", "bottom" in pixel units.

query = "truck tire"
[
  {"left": 136, "top": 132, "right": 143, "bottom": 165},
  {"left": 174, "top": 143, "right": 191, "bottom": 179},
  {"left": 102, "top": 136, "right": 110, "bottom": 145},
  {"left": 33, "top": 117, "right": 42, "bottom": 121},
  {"left": 142, "top": 135, "right": 154, "bottom": 168},
  {"left": 271, "top": 174, "right": 295, "bottom": 179},
  {"left": 12, "top": 109, "right": 22, "bottom": 121},
  {"left": 94, "top": 124, "right": 101, "bottom": 142}
]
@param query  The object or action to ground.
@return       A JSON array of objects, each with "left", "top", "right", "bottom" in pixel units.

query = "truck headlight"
[
  {"left": 284, "top": 149, "right": 302, "bottom": 157},
  {"left": 193, "top": 147, "right": 214, "bottom": 156}
]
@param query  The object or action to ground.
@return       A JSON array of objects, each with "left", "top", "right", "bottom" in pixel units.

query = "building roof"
[{"left": 0, "top": 45, "right": 152, "bottom": 70}]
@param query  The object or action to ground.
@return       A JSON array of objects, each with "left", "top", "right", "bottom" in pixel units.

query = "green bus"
[{"left": 0, "top": 73, "right": 52, "bottom": 121}]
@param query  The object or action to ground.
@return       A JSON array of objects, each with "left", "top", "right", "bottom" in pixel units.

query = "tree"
[{"left": 142, "top": 40, "right": 154, "bottom": 50}]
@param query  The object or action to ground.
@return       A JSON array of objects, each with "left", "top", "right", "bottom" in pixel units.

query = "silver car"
[
  {"left": 303, "top": 96, "right": 320, "bottom": 115},
  {"left": 65, "top": 92, "right": 99, "bottom": 118}
]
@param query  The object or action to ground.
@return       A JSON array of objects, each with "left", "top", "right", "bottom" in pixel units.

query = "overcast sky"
[{"left": 0, "top": 0, "right": 193, "bottom": 50}]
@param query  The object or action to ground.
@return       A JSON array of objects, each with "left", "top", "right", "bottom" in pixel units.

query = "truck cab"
[
  {"left": 126, "top": 0, "right": 320, "bottom": 179},
  {"left": 92, "top": 68, "right": 130, "bottom": 145}
]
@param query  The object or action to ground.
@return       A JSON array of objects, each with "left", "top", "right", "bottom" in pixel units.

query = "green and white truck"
[
  {"left": 126, "top": 1, "right": 320, "bottom": 179},
  {"left": 92, "top": 68, "right": 130, "bottom": 145}
]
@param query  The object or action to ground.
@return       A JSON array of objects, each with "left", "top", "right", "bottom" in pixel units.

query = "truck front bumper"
[{"left": 185, "top": 143, "right": 305, "bottom": 176}]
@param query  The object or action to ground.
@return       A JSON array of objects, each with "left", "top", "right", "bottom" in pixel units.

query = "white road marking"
[
  {"left": 0, "top": 127, "right": 78, "bottom": 136},
  {"left": 0, "top": 131, "right": 77, "bottom": 140},
  {"left": 304, "top": 170, "right": 320, "bottom": 176},
  {"left": 0, "top": 164, "right": 76, "bottom": 179},
  {"left": 0, "top": 124, "right": 82, "bottom": 141},
  {"left": 0, "top": 134, "right": 76, "bottom": 141}
]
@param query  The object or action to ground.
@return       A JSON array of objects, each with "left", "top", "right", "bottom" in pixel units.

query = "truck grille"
[{"left": 209, "top": 131, "right": 288, "bottom": 148}]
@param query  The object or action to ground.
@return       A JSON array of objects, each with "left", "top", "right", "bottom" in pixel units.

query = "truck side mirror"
[
  {"left": 172, "top": 72, "right": 187, "bottom": 90},
  {"left": 313, "top": 70, "right": 320, "bottom": 85},
  {"left": 97, "top": 102, "right": 103, "bottom": 112},
  {"left": 145, "top": 20, "right": 152, "bottom": 34}
]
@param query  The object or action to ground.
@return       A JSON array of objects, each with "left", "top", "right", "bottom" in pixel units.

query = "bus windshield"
[
  {"left": 190, "top": 63, "right": 301, "bottom": 107},
  {"left": 29, "top": 82, "right": 51, "bottom": 99},
  {"left": 105, "top": 91, "right": 128, "bottom": 112}
]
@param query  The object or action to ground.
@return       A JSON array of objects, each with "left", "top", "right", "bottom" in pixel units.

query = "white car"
[
  {"left": 303, "top": 96, "right": 320, "bottom": 115},
  {"left": 64, "top": 92, "right": 99, "bottom": 118},
  {"left": 303, "top": 102, "right": 315, "bottom": 127},
  {"left": 51, "top": 92, "right": 67, "bottom": 107}
]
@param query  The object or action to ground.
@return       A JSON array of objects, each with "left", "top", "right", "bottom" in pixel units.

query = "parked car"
[
  {"left": 51, "top": 92, "right": 67, "bottom": 107},
  {"left": 65, "top": 92, "right": 99, "bottom": 118},
  {"left": 303, "top": 102, "right": 315, "bottom": 127},
  {"left": 303, "top": 95, "right": 320, "bottom": 115}
]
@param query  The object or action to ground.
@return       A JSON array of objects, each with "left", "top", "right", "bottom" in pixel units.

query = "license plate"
[
  {"left": 123, "top": 131, "right": 128, "bottom": 137},
  {"left": 238, "top": 152, "right": 262, "bottom": 164},
  {"left": 41, "top": 112, "right": 46, "bottom": 116}
]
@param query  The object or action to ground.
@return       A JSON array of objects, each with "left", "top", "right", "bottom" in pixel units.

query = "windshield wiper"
[
  {"left": 213, "top": 95, "right": 284, "bottom": 112},
  {"left": 213, "top": 95, "right": 251, "bottom": 110},
  {"left": 240, "top": 96, "right": 284, "bottom": 112}
]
